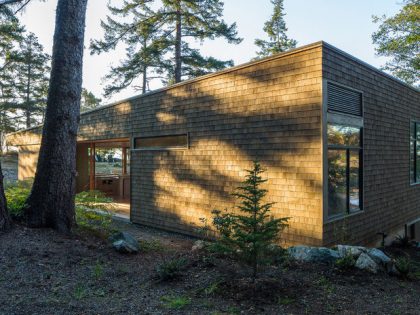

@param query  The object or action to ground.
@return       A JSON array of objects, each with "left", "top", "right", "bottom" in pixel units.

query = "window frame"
[
  {"left": 322, "top": 80, "right": 364, "bottom": 222},
  {"left": 327, "top": 124, "right": 364, "bottom": 217},
  {"left": 410, "top": 120, "right": 420, "bottom": 185},
  {"left": 132, "top": 133, "right": 189, "bottom": 151}
]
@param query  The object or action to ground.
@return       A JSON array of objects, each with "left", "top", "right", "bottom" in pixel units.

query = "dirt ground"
[{"left": 0, "top": 221, "right": 419, "bottom": 315}]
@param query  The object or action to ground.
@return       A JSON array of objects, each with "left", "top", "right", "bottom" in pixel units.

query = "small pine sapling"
[{"left": 212, "top": 161, "right": 289, "bottom": 280}]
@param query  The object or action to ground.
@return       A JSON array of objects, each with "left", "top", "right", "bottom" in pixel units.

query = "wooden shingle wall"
[
  {"left": 129, "top": 46, "right": 324, "bottom": 246},
  {"left": 322, "top": 44, "right": 420, "bottom": 246}
]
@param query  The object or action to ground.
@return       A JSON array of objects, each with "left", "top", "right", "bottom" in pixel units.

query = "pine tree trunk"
[
  {"left": 0, "top": 161, "right": 11, "bottom": 231},
  {"left": 25, "top": 52, "right": 32, "bottom": 129},
  {"left": 174, "top": 4, "right": 182, "bottom": 83},
  {"left": 25, "top": 0, "right": 88, "bottom": 233},
  {"left": 142, "top": 65, "right": 147, "bottom": 94}
]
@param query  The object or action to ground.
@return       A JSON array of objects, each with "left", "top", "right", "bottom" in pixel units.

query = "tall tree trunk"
[
  {"left": 25, "top": 0, "right": 88, "bottom": 233},
  {"left": 142, "top": 65, "right": 147, "bottom": 94},
  {"left": 174, "top": 4, "right": 182, "bottom": 83},
  {"left": 25, "top": 47, "right": 32, "bottom": 129},
  {"left": 0, "top": 161, "right": 11, "bottom": 231}
]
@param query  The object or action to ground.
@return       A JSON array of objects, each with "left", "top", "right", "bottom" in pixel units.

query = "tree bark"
[
  {"left": 25, "top": 0, "right": 88, "bottom": 233},
  {"left": 25, "top": 43, "right": 32, "bottom": 129},
  {"left": 174, "top": 3, "right": 182, "bottom": 83},
  {"left": 0, "top": 161, "right": 11, "bottom": 231},
  {"left": 142, "top": 65, "right": 147, "bottom": 94}
]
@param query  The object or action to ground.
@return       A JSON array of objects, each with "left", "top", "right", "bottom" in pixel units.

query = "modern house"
[{"left": 6, "top": 42, "right": 420, "bottom": 247}]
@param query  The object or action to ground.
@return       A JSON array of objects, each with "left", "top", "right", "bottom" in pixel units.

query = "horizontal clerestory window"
[
  {"left": 410, "top": 121, "right": 420, "bottom": 184},
  {"left": 134, "top": 134, "right": 188, "bottom": 150},
  {"left": 327, "top": 123, "right": 363, "bottom": 217}
]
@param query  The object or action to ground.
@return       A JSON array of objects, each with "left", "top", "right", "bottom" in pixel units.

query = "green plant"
[
  {"left": 155, "top": 257, "right": 187, "bottom": 281},
  {"left": 278, "top": 296, "right": 295, "bottom": 305},
  {"left": 315, "top": 276, "right": 335, "bottom": 294},
  {"left": 211, "top": 161, "right": 289, "bottom": 280},
  {"left": 73, "top": 284, "right": 88, "bottom": 300},
  {"left": 195, "top": 217, "right": 213, "bottom": 239},
  {"left": 139, "top": 239, "right": 164, "bottom": 252},
  {"left": 335, "top": 253, "right": 356, "bottom": 270},
  {"left": 395, "top": 256, "right": 411, "bottom": 277},
  {"left": 4, "top": 180, "right": 32, "bottom": 219},
  {"left": 394, "top": 234, "right": 411, "bottom": 248},
  {"left": 75, "top": 190, "right": 115, "bottom": 237},
  {"left": 92, "top": 261, "right": 104, "bottom": 280},
  {"left": 160, "top": 295, "right": 191, "bottom": 309},
  {"left": 203, "top": 281, "right": 222, "bottom": 296}
]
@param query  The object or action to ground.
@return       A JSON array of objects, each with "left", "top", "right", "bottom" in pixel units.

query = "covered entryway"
[{"left": 76, "top": 139, "right": 130, "bottom": 217}]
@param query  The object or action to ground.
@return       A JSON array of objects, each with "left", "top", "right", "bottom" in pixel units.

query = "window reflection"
[
  {"left": 327, "top": 124, "right": 360, "bottom": 146},
  {"left": 328, "top": 150, "right": 347, "bottom": 216},
  {"left": 327, "top": 123, "right": 362, "bottom": 217}
]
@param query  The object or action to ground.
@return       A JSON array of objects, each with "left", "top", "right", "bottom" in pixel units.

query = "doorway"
[{"left": 76, "top": 139, "right": 130, "bottom": 217}]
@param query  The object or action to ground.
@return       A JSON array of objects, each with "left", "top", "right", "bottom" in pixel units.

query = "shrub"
[
  {"left": 395, "top": 256, "right": 411, "bottom": 277},
  {"left": 211, "top": 161, "right": 289, "bottom": 280},
  {"left": 394, "top": 234, "right": 411, "bottom": 248},
  {"left": 4, "top": 180, "right": 32, "bottom": 219},
  {"left": 75, "top": 190, "right": 115, "bottom": 237},
  {"left": 160, "top": 295, "right": 191, "bottom": 309},
  {"left": 335, "top": 253, "right": 356, "bottom": 270},
  {"left": 5, "top": 181, "right": 115, "bottom": 236},
  {"left": 155, "top": 257, "right": 187, "bottom": 281}
]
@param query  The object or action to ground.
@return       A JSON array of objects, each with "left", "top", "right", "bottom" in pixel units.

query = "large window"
[
  {"left": 410, "top": 121, "right": 420, "bottom": 184},
  {"left": 327, "top": 123, "right": 363, "bottom": 217}
]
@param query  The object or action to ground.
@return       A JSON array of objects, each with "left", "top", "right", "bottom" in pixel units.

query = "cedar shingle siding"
[{"left": 7, "top": 42, "right": 420, "bottom": 246}]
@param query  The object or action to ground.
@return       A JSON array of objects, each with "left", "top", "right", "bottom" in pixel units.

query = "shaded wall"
[
  {"left": 322, "top": 44, "right": 420, "bottom": 246},
  {"left": 130, "top": 45, "right": 324, "bottom": 246}
]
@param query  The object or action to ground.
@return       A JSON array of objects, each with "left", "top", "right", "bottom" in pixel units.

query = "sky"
[{"left": 18, "top": 0, "right": 402, "bottom": 104}]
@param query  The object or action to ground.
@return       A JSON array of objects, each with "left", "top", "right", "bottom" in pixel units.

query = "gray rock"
[
  {"left": 192, "top": 240, "right": 206, "bottom": 251},
  {"left": 110, "top": 232, "right": 139, "bottom": 254},
  {"left": 367, "top": 248, "right": 391, "bottom": 266},
  {"left": 288, "top": 246, "right": 340, "bottom": 263},
  {"left": 336, "top": 245, "right": 366, "bottom": 258},
  {"left": 287, "top": 246, "right": 313, "bottom": 262},
  {"left": 355, "top": 253, "right": 380, "bottom": 273}
]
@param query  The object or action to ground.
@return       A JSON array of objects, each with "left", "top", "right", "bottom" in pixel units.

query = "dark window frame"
[
  {"left": 327, "top": 124, "right": 364, "bottom": 217},
  {"left": 411, "top": 121, "right": 420, "bottom": 184}
]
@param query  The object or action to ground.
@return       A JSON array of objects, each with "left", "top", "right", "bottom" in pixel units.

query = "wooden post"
[
  {"left": 89, "top": 142, "right": 95, "bottom": 191},
  {"left": 122, "top": 146, "right": 127, "bottom": 175}
]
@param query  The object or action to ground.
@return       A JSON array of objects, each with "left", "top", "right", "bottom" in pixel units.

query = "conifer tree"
[
  {"left": 14, "top": 32, "right": 50, "bottom": 128},
  {"left": 81, "top": 88, "right": 102, "bottom": 112},
  {"left": 91, "top": 0, "right": 242, "bottom": 96},
  {"left": 212, "top": 161, "right": 289, "bottom": 280},
  {"left": 254, "top": 0, "right": 297, "bottom": 59},
  {"left": 0, "top": 4, "right": 24, "bottom": 151}
]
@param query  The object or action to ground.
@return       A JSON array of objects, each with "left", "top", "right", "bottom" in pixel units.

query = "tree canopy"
[
  {"left": 91, "top": 0, "right": 242, "bottom": 96},
  {"left": 372, "top": 0, "right": 420, "bottom": 86},
  {"left": 254, "top": 0, "right": 297, "bottom": 59},
  {"left": 13, "top": 32, "right": 50, "bottom": 128}
]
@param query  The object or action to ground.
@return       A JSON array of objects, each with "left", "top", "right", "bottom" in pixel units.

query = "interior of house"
[{"left": 76, "top": 139, "right": 130, "bottom": 217}]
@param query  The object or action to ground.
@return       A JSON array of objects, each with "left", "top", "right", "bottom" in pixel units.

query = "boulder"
[
  {"left": 288, "top": 246, "right": 340, "bottom": 263},
  {"left": 192, "top": 240, "right": 206, "bottom": 251},
  {"left": 355, "top": 253, "right": 380, "bottom": 273},
  {"left": 287, "top": 246, "right": 313, "bottom": 262},
  {"left": 110, "top": 232, "right": 139, "bottom": 254},
  {"left": 367, "top": 248, "right": 391, "bottom": 266},
  {"left": 336, "top": 245, "right": 366, "bottom": 258}
]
